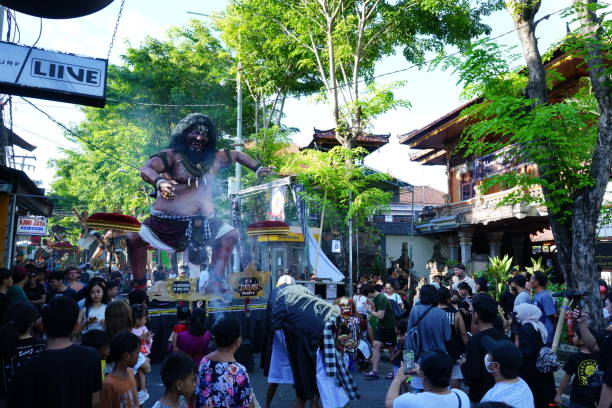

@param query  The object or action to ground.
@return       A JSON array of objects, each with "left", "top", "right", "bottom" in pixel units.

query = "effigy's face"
[{"left": 186, "top": 126, "right": 209, "bottom": 152}]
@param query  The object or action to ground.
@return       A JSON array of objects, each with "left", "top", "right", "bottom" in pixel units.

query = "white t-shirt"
[
  {"left": 481, "top": 378, "right": 534, "bottom": 408},
  {"left": 393, "top": 389, "right": 470, "bottom": 408},
  {"left": 385, "top": 293, "right": 402, "bottom": 305},
  {"left": 353, "top": 295, "right": 368, "bottom": 315},
  {"left": 81, "top": 303, "right": 107, "bottom": 333},
  {"left": 451, "top": 276, "right": 476, "bottom": 293}
]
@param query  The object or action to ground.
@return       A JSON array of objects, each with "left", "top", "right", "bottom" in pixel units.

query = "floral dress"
[{"left": 195, "top": 358, "right": 253, "bottom": 408}]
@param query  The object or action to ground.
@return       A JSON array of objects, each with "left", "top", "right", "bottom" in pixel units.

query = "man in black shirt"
[
  {"left": 24, "top": 270, "right": 46, "bottom": 309},
  {"left": 460, "top": 293, "right": 507, "bottom": 403},
  {"left": 46, "top": 271, "right": 77, "bottom": 302},
  {"left": 8, "top": 297, "right": 101, "bottom": 407},
  {"left": 499, "top": 277, "right": 517, "bottom": 320},
  {"left": 572, "top": 301, "right": 612, "bottom": 408}
]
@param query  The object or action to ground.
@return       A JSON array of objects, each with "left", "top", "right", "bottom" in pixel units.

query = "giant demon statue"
[{"left": 126, "top": 113, "right": 273, "bottom": 291}]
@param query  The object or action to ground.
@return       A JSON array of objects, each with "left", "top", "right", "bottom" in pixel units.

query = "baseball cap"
[
  {"left": 454, "top": 263, "right": 466, "bottom": 271},
  {"left": 482, "top": 336, "right": 523, "bottom": 375}
]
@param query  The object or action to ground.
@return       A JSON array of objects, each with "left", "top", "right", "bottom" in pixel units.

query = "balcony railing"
[{"left": 428, "top": 187, "right": 546, "bottom": 224}]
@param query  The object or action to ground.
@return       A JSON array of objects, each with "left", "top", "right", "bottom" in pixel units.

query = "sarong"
[{"left": 139, "top": 210, "right": 234, "bottom": 254}]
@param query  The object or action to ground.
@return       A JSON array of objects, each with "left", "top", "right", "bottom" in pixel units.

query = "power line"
[
  {"left": 20, "top": 97, "right": 141, "bottom": 171},
  {"left": 106, "top": 98, "right": 227, "bottom": 108}
]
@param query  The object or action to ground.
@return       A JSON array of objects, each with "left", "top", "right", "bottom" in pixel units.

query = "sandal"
[{"left": 364, "top": 371, "right": 380, "bottom": 379}]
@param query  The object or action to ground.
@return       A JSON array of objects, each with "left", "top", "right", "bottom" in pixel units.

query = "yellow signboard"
[{"left": 228, "top": 266, "right": 271, "bottom": 298}]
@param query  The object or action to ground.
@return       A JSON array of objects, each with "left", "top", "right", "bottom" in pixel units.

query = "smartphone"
[{"left": 403, "top": 350, "right": 415, "bottom": 374}]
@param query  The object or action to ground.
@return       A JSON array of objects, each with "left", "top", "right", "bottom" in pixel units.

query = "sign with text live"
[
  {"left": 0, "top": 41, "right": 107, "bottom": 107},
  {"left": 16, "top": 216, "right": 47, "bottom": 236}
]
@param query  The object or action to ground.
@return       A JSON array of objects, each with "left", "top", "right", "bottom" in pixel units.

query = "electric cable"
[
  {"left": 21, "top": 97, "right": 141, "bottom": 171},
  {"left": 31, "top": 18, "right": 43, "bottom": 48}
]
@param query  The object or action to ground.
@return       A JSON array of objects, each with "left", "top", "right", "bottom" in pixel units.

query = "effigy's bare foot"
[{"left": 203, "top": 280, "right": 234, "bottom": 303}]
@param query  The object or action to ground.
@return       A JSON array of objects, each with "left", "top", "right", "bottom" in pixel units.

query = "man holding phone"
[{"left": 385, "top": 351, "right": 470, "bottom": 408}]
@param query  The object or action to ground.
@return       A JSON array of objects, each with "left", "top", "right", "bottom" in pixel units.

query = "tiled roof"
[
  {"left": 399, "top": 185, "right": 446, "bottom": 205},
  {"left": 530, "top": 228, "right": 554, "bottom": 243}
]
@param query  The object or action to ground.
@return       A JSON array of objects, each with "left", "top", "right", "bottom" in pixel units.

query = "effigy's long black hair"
[{"left": 168, "top": 113, "right": 218, "bottom": 164}]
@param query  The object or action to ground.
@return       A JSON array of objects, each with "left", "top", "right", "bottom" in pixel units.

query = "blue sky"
[{"left": 4, "top": 0, "right": 575, "bottom": 193}]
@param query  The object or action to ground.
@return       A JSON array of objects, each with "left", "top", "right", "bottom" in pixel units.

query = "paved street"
[
  {"left": 143, "top": 352, "right": 572, "bottom": 408},
  {"left": 144, "top": 354, "right": 394, "bottom": 408}
]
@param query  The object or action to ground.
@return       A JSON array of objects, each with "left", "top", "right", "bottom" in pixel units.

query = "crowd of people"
[
  {"left": 0, "top": 263, "right": 255, "bottom": 408},
  {"left": 1, "top": 259, "right": 612, "bottom": 408},
  {"left": 351, "top": 263, "right": 612, "bottom": 408}
]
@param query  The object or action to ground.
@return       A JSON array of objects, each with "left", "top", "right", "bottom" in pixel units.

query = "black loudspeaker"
[{"left": 0, "top": 0, "right": 115, "bottom": 19}]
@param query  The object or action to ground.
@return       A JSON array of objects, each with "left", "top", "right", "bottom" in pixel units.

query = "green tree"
[
  {"left": 441, "top": 1, "right": 611, "bottom": 329},
  {"left": 222, "top": 0, "right": 502, "bottom": 148},
  {"left": 282, "top": 146, "right": 393, "bottom": 278},
  {"left": 49, "top": 21, "right": 245, "bottom": 221}
]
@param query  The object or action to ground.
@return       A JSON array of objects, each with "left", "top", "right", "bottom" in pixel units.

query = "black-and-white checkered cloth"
[{"left": 323, "top": 320, "right": 360, "bottom": 401}]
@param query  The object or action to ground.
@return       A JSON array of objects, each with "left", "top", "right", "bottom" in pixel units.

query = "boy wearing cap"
[{"left": 480, "top": 336, "right": 534, "bottom": 408}]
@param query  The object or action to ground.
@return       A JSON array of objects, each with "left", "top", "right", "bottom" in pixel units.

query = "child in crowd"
[
  {"left": 170, "top": 305, "right": 191, "bottom": 352},
  {"left": 105, "top": 300, "right": 151, "bottom": 405},
  {"left": 101, "top": 331, "right": 140, "bottom": 408},
  {"left": 176, "top": 307, "right": 212, "bottom": 367},
  {"left": 82, "top": 329, "right": 111, "bottom": 383},
  {"left": 555, "top": 331, "right": 599, "bottom": 408},
  {"left": 388, "top": 320, "right": 407, "bottom": 379},
  {"left": 153, "top": 352, "right": 196, "bottom": 408},
  {"left": 131, "top": 304, "right": 153, "bottom": 356},
  {"left": 131, "top": 304, "right": 153, "bottom": 400},
  {"left": 0, "top": 302, "right": 45, "bottom": 405},
  {"left": 195, "top": 316, "right": 254, "bottom": 408}
]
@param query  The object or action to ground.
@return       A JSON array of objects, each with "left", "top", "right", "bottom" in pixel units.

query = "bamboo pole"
[{"left": 314, "top": 191, "right": 327, "bottom": 275}]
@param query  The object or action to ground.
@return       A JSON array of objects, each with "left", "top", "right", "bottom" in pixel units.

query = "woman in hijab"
[{"left": 513, "top": 303, "right": 556, "bottom": 408}]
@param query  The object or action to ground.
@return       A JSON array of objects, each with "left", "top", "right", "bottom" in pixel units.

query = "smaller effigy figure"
[
  {"left": 73, "top": 208, "right": 105, "bottom": 252},
  {"left": 265, "top": 279, "right": 359, "bottom": 407}
]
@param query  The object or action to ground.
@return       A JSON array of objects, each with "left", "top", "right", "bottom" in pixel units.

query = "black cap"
[
  {"left": 482, "top": 336, "right": 523, "bottom": 375},
  {"left": 454, "top": 263, "right": 466, "bottom": 271}
]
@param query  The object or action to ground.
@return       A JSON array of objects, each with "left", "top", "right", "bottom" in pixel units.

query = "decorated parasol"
[
  {"left": 85, "top": 212, "right": 141, "bottom": 232},
  {"left": 47, "top": 241, "right": 76, "bottom": 250}
]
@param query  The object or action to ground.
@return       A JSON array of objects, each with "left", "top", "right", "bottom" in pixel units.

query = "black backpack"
[{"left": 388, "top": 298, "right": 404, "bottom": 318}]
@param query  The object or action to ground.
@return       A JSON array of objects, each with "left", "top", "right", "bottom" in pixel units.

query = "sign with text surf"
[
  {"left": 0, "top": 41, "right": 107, "bottom": 107},
  {"left": 16, "top": 216, "right": 47, "bottom": 236}
]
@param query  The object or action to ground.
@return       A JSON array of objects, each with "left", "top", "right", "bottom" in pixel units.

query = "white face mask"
[{"left": 483, "top": 354, "right": 496, "bottom": 373}]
